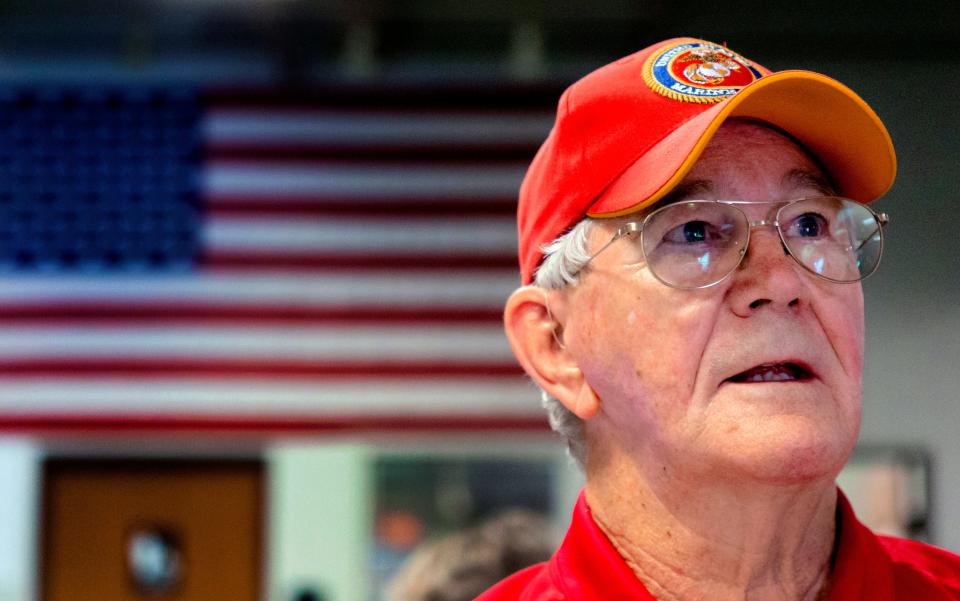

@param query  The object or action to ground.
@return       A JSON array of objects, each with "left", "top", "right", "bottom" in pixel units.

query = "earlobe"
[
  {"left": 503, "top": 286, "right": 599, "bottom": 420},
  {"left": 571, "top": 380, "right": 601, "bottom": 420}
]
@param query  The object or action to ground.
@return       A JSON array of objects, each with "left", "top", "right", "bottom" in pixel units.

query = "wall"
[
  {"left": 811, "top": 58, "right": 960, "bottom": 550},
  {"left": 268, "top": 443, "right": 374, "bottom": 601},
  {"left": 0, "top": 440, "right": 39, "bottom": 601}
]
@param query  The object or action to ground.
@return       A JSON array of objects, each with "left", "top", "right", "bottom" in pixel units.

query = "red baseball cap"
[{"left": 518, "top": 37, "right": 897, "bottom": 284}]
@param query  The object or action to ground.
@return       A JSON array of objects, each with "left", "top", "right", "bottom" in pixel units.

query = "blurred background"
[{"left": 0, "top": 1, "right": 957, "bottom": 600}]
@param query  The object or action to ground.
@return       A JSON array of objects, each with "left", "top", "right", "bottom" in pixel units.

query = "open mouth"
[{"left": 726, "top": 362, "right": 813, "bottom": 383}]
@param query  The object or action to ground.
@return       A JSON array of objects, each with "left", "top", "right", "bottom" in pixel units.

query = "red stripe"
[
  {"left": 202, "top": 191, "right": 517, "bottom": 205},
  {"left": 0, "top": 303, "right": 503, "bottom": 325},
  {"left": 0, "top": 413, "right": 550, "bottom": 434},
  {"left": 209, "top": 156, "right": 528, "bottom": 169},
  {"left": 206, "top": 104, "right": 553, "bottom": 117},
  {"left": 206, "top": 145, "right": 538, "bottom": 163},
  {"left": 0, "top": 359, "right": 523, "bottom": 378},
  {"left": 201, "top": 252, "right": 517, "bottom": 271},
  {"left": 204, "top": 196, "right": 517, "bottom": 217},
  {"left": 206, "top": 201, "right": 516, "bottom": 219}
]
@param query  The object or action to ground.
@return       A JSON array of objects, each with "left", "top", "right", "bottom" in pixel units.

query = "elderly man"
[{"left": 480, "top": 38, "right": 960, "bottom": 600}]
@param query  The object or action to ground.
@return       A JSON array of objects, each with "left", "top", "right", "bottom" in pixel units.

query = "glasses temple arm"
[
  {"left": 569, "top": 223, "right": 640, "bottom": 278},
  {"left": 851, "top": 213, "right": 888, "bottom": 254}
]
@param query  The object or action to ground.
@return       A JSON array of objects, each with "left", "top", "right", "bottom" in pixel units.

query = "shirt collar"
[
  {"left": 550, "top": 489, "right": 894, "bottom": 600},
  {"left": 550, "top": 492, "right": 657, "bottom": 599},
  {"left": 826, "top": 489, "right": 895, "bottom": 601}
]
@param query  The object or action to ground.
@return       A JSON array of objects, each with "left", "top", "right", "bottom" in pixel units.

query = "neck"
[{"left": 585, "top": 446, "right": 839, "bottom": 601}]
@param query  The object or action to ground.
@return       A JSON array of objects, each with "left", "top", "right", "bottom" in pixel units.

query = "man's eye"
[
  {"left": 789, "top": 213, "right": 829, "bottom": 238},
  {"left": 664, "top": 220, "right": 714, "bottom": 244}
]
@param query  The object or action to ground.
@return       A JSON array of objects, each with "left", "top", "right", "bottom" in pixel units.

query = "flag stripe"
[
  {"left": 204, "top": 162, "right": 527, "bottom": 199},
  {"left": 0, "top": 360, "right": 523, "bottom": 378},
  {"left": 201, "top": 253, "right": 518, "bottom": 271},
  {"left": 206, "top": 199, "right": 518, "bottom": 218},
  {"left": 202, "top": 84, "right": 564, "bottom": 110},
  {"left": 208, "top": 145, "right": 539, "bottom": 162},
  {"left": 0, "top": 325, "right": 511, "bottom": 360},
  {"left": 204, "top": 109, "right": 554, "bottom": 148},
  {"left": 0, "top": 272, "right": 517, "bottom": 306},
  {"left": 0, "top": 303, "right": 503, "bottom": 324},
  {"left": 0, "top": 414, "right": 550, "bottom": 433},
  {"left": 0, "top": 377, "right": 537, "bottom": 414},
  {"left": 204, "top": 215, "right": 517, "bottom": 254}
]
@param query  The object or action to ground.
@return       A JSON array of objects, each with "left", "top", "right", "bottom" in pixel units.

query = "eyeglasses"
[{"left": 577, "top": 197, "right": 889, "bottom": 289}]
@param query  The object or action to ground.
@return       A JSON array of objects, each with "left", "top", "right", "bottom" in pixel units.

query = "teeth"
[
  {"left": 742, "top": 365, "right": 797, "bottom": 383},
  {"left": 766, "top": 370, "right": 794, "bottom": 382}
]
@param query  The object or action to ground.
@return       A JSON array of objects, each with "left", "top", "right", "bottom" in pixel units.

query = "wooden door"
[{"left": 42, "top": 459, "right": 262, "bottom": 601}]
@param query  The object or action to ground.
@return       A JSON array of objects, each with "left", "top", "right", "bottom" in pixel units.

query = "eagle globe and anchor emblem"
[{"left": 643, "top": 40, "right": 766, "bottom": 103}]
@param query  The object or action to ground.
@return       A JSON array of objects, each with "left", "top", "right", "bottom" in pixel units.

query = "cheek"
[
  {"left": 821, "top": 286, "right": 865, "bottom": 377},
  {"left": 569, "top": 280, "right": 719, "bottom": 411},
  {"left": 568, "top": 290, "right": 642, "bottom": 392}
]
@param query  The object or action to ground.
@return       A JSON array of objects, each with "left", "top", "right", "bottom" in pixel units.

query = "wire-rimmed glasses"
[{"left": 577, "top": 197, "right": 888, "bottom": 289}]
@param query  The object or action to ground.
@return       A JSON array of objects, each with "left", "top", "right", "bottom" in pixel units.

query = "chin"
[{"left": 714, "top": 420, "right": 857, "bottom": 487}]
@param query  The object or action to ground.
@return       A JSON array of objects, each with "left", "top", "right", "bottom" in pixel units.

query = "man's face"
[{"left": 564, "top": 120, "right": 864, "bottom": 485}]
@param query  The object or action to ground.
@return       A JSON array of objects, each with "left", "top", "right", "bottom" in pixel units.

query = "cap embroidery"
[{"left": 642, "top": 39, "right": 764, "bottom": 104}]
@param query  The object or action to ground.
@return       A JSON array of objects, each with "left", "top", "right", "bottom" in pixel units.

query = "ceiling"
[{"left": 0, "top": 0, "right": 954, "bottom": 83}]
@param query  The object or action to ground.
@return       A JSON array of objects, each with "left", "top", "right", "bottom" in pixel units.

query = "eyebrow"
[
  {"left": 656, "top": 179, "right": 714, "bottom": 207},
  {"left": 639, "top": 168, "right": 836, "bottom": 221},
  {"left": 655, "top": 169, "right": 836, "bottom": 209},
  {"left": 781, "top": 168, "right": 837, "bottom": 196}
]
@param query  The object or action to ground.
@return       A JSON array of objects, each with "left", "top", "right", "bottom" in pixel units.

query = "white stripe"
[
  {"left": 0, "top": 325, "right": 512, "bottom": 361},
  {"left": 206, "top": 110, "right": 554, "bottom": 146},
  {"left": 0, "top": 378, "right": 541, "bottom": 415},
  {"left": 205, "top": 216, "right": 517, "bottom": 254},
  {"left": 0, "top": 271, "right": 518, "bottom": 308},
  {"left": 205, "top": 163, "right": 527, "bottom": 198}
]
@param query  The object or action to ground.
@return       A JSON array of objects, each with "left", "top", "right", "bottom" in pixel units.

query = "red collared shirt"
[{"left": 476, "top": 490, "right": 960, "bottom": 600}]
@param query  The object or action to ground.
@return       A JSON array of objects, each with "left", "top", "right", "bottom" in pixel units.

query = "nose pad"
[{"left": 741, "top": 227, "right": 791, "bottom": 265}]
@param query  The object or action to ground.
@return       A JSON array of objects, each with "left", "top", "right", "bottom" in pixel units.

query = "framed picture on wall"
[{"left": 838, "top": 446, "right": 931, "bottom": 542}]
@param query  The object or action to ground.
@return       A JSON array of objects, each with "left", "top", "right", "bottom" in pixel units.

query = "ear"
[{"left": 503, "top": 286, "right": 600, "bottom": 420}]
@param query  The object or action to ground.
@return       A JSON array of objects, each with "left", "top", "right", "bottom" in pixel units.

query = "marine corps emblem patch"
[{"left": 642, "top": 39, "right": 765, "bottom": 103}]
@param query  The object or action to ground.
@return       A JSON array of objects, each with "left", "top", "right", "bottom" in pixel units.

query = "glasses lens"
[
  {"left": 641, "top": 202, "right": 749, "bottom": 288},
  {"left": 777, "top": 197, "right": 883, "bottom": 282}
]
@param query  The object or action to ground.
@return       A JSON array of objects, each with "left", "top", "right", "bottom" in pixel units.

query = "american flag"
[{"left": 0, "top": 84, "right": 562, "bottom": 433}]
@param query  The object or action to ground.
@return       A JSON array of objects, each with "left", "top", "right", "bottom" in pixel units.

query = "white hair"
[{"left": 531, "top": 217, "right": 594, "bottom": 470}]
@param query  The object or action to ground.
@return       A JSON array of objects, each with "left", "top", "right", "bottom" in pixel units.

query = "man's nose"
[{"left": 728, "top": 226, "right": 805, "bottom": 316}]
